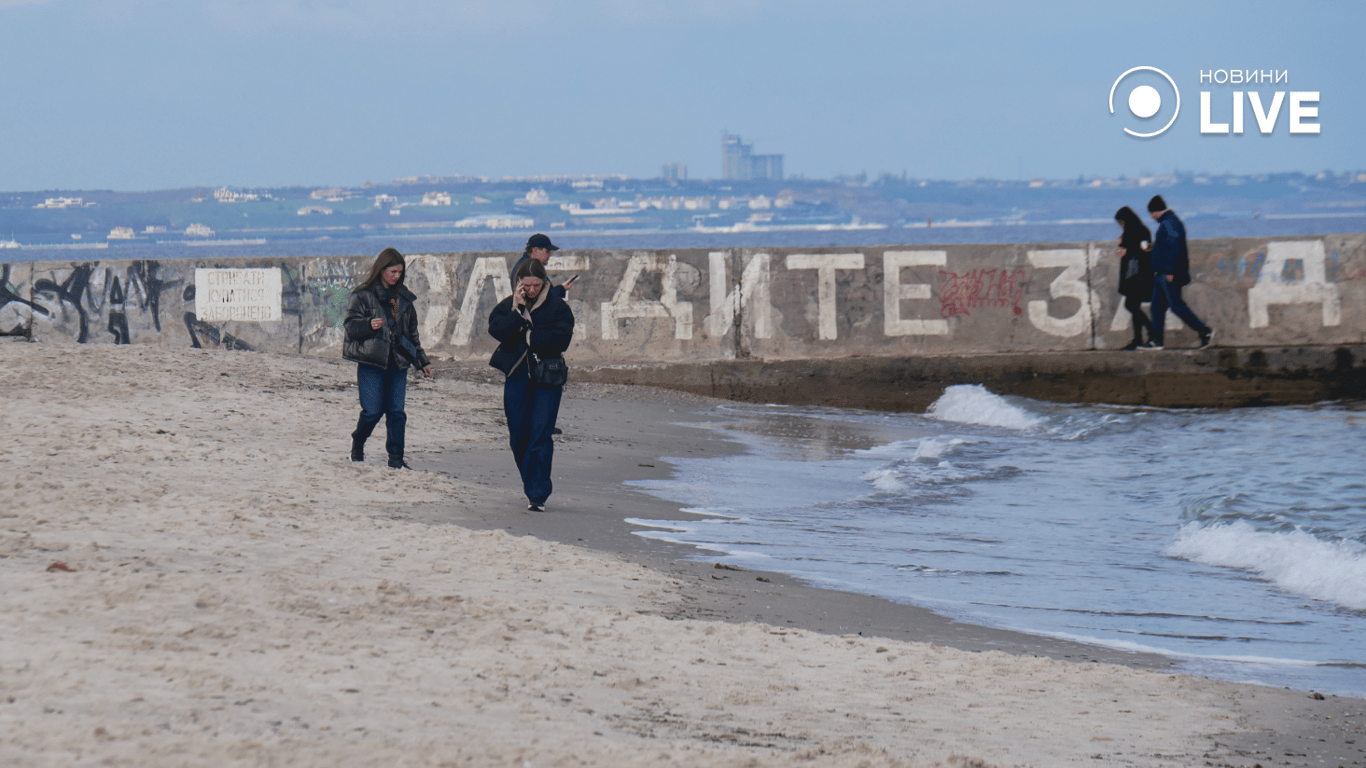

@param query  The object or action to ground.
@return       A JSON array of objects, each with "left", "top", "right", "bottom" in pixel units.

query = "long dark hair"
[
  {"left": 513, "top": 257, "right": 548, "bottom": 285},
  {"left": 356, "top": 247, "right": 406, "bottom": 292},
  {"left": 1114, "top": 206, "right": 1151, "bottom": 245}
]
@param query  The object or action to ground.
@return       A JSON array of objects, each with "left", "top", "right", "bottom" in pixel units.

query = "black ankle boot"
[
  {"left": 351, "top": 441, "right": 364, "bottom": 462},
  {"left": 388, "top": 454, "right": 410, "bottom": 470}
]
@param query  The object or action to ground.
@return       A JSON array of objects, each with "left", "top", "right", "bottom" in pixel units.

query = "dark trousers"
[
  {"left": 1123, "top": 294, "right": 1150, "bottom": 344},
  {"left": 1150, "top": 275, "right": 1210, "bottom": 345},
  {"left": 503, "top": 369, "right": 563, "bottom": 505},
  {"left": 353, "top": 363, "right": 407, "bottom": 459}
]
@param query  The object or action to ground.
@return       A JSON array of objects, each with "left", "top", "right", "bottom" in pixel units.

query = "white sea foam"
[
  {"left": 1036, "top": 630, "right": 1321, "bottom": 666},
  {"left": 678, "top": 507, "right": 738, "bottom": 519},
  {"left": 862, "top": 467, "right": 905, "bottom": 492},
  {"left": 926, "top": 384, "right": 1044, "bottom": 430},
  {"left": 623, "top": 518, "right": 692, "bottom": 532},
  {"left": 1168, "top": 521, "right": 1366, "bottom": 611},
  {"left": 913, "top": 437, "right": 963, "bottom": 460}
]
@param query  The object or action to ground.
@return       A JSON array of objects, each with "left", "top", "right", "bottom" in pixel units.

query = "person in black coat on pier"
[{"left": 1114, "top": 206, "right": 1155, "bottom": 350}]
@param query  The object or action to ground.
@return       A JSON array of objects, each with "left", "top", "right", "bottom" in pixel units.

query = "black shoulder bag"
[
  {"left": 509, "top": 307, "right": 568, "bottom": 387},
  {"left": 530, "top": 351, "right": 568, "bottom": 387}
]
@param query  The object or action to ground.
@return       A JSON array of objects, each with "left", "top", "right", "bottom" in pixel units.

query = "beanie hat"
[{"left": 1147, "top": 195, "right": 1167, "bottom": 213}]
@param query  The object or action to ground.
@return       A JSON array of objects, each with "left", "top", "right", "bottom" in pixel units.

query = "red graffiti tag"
[{"left": 939, "top": 268, "right": 1027, "bottom": 318}]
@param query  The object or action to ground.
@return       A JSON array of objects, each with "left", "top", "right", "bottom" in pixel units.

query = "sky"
[{"left": 2, "top": 0, "right": 1363, "bottom": 191}]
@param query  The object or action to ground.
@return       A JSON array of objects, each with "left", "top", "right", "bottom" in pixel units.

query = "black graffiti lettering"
[
  {"left": 107, "top": 277, "right": 130, "bottom": 344},
  {"left": 0, "top": 264, "right": 46, "bottom": 336},
  {"left": 183, "top": 312, "right": 254, "bottom": 351},
  {"left": 34, "top": 264, "right": 97, "bottom": 344},
  {"left": 127, "top": 260, "right": 179, "bottom": 333}
]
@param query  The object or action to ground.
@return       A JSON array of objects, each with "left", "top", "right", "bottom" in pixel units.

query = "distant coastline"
[
  {"left": 3, "top": 171, "right": 1364, "bottom": 260},
  {"left": 4, "top": 214, "right": 1365, "bottom": 264}
]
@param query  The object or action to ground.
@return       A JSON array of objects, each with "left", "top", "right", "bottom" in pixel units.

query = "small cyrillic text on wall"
[{"left": 195, "top": 268, "right": 283, "bottom": 322}]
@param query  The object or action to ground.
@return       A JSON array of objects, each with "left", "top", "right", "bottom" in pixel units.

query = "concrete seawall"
[
  {"left": 573, "top": 346, "right": 1366, "bottom": 411},
  {"left": 3, "top": 235, "right": 1363, "bottom": 408}
]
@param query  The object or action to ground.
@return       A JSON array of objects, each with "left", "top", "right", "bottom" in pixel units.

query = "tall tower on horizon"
[{"left": 721, "top": 132, "right": 783, "bottom": 181}]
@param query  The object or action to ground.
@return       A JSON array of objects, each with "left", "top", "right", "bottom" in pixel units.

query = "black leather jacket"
[{"left": 343, "top": 283, "right": 430, "bottom": 370}]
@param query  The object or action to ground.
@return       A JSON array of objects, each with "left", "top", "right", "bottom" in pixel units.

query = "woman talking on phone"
[
  {"left": 343, "top": 247, "right": 432, "bottom": 469},
  {"left": 488, "top": 259, "right": 574, "bottom": 511}
]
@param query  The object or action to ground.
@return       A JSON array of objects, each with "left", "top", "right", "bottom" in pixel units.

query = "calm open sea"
[{"left": 627, "top": 388, "right": 1366, "bottom": 698}]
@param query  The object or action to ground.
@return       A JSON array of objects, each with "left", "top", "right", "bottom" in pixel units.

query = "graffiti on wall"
[
  {"left": 10, "top": 260, "right": 308, "bottom": 350},
  {"left": 26, "top": 262, "right": 185, "bottom": 344},
  {"left": 1, "top": 264, "right": 42, "bottom": 336},
  {"left": 8, "top": 238, "right": 1361, "bottom": 353},
  {"left": 939, "top": 267, "right": 1027, "bottom": 319}
]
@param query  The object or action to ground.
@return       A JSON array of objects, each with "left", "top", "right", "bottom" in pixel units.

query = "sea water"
[
  {"left": 6, "top": 215, "right": 1366, "bottom": 262},
  {"left": 627, "top": 387, "right": 1366, "bottom": 698}
]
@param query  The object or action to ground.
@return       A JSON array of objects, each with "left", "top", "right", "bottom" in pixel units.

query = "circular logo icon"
[{"left": 1109, "top": 66, "right": 1180, "bottom": 137}]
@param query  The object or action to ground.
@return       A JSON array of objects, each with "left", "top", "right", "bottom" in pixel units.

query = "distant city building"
[
  {"left": 721, "top": 133, "right": 783, "bottom": 181},
  {"left": 420, "top": 192, "right": 453, "bottom": 206},
  {"left": 519, "top": 188, "right": 553, "bottom": 205},
  {"left": 297, "top": 206, "right": 333, "bottom": 216},
  {"left": 661, "top": 163, "right": 687, "bottom": 181},
  {"left": 107, "top": 227, "right": 135, "bottom": 240},
  {"left": 185, "top": 223, "right": 214, "bottom": 237},
  {"left": 214, "top": 187, "right": 260, "bottom": 203},
  {"left": 373, "top": 194, "right": 398, "bottom": 210},
  {"left": 34, "top": 197, "right": 94, "bottom": 209},
  {"left": 311, "top": 187, "right": 357, "bottom": 201}
]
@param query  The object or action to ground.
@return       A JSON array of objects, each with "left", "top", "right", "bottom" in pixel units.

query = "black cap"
[
  {"left": 526, "top": 233, "right": 559, "bottom": 251},
  {"left": 1147, "top": 195, "right": 1168, "bottom": 213}
]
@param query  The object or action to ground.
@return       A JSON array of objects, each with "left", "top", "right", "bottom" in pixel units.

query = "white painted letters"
[
  {"left": 451, "top": 257, "right": 513, "bottom": 346},
  {"left": 707, "top": 251, "right": 772, "bottom": 339},
  {"left": 785, "top": 253, "right": 865, "bottom": 340},
  {"left": 883, "top": 251, "right": 949, "bottom": 336},
  {"left": 601, "top": 254, "right": 694, "bottom": 340},
  {"left": 1027, "top": 249, "right": 1098, "bottom": 338},
  {"left": 1248, "top": 240, "right": 1340, "bottom": 328}
]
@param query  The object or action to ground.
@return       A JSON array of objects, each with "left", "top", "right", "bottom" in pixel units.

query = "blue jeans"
[
  {"left": 1150, "top": 275, "right": 1210, "bottom": 345},
  {"left": 353, "top": 363, "right": 408, "bottom": 458},
  {"left": 503, "top": 369, "right": 563, "bottom": 505}
]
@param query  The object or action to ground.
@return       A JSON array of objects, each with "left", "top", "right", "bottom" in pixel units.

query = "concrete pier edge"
[{"left": 572, "top": 345, "right": 1366, "bottom": 410}]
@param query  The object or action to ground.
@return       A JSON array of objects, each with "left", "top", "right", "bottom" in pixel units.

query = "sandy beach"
[{"left": 2, "top": 341, "right": 1361, "bottom": 768}]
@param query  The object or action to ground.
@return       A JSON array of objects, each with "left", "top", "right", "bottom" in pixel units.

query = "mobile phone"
[{"left": 564, "top": 274, "right": 579, "bottom": 286}]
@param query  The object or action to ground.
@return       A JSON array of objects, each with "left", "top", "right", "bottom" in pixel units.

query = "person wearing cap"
[
  {"left": 512, "top": 233, "right": 571, "bottom": 301},
  {"left": 1140, "top": 195, "right": 1214, "bottom": 350}
]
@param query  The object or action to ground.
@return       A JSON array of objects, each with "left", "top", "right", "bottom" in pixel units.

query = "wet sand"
[{"left": 1, "top": 342, "right": 1361, "bottom": 767}]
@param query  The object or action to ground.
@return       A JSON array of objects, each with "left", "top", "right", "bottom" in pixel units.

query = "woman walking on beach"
[
  {"left": 488, "top": 259, "right": 574, "bottom": 511},
  {"left": 1114, "top": 206, "right": 1154, "bottom": 350},
  {"left": 344, "top": 247, "right": 432, "bottom": 469}
]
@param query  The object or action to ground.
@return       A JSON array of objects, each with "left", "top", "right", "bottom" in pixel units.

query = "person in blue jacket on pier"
[{"left": 1140, "top": 195, "right": 1215, "bottom": 350}]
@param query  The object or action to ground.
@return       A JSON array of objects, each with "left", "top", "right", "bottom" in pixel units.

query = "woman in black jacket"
[
  {"left": 1114, "top": 206, "right": 1155, "bottom": 350},
  {"left": 343, "top": 248, "right": 432, "bottom": 468},
  {"left": 488, "top": 259, "right": 574, "bottom": 511}
]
